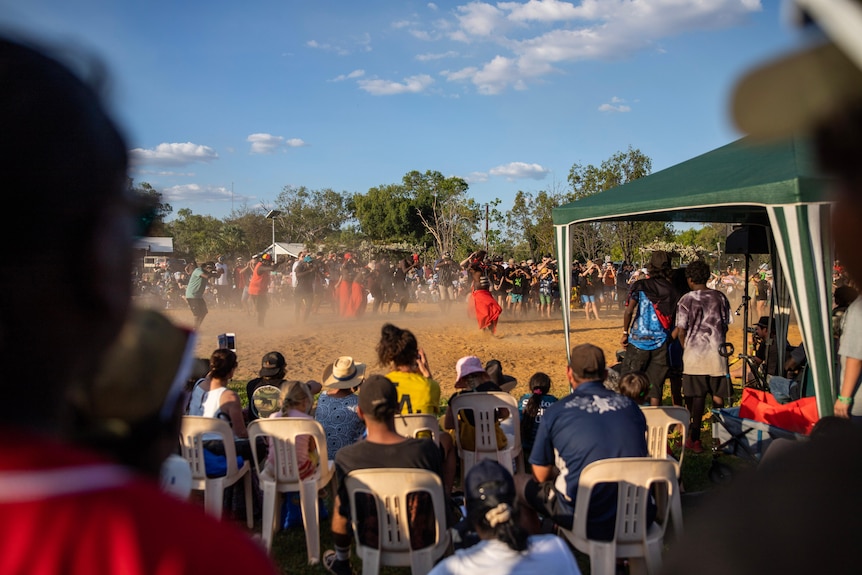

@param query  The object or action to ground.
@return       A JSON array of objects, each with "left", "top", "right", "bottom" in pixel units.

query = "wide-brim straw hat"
[{"left": 322, "top": 356, "right": 366, "bottom": 389}]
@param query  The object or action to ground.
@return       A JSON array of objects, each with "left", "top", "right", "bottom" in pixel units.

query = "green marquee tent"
[{"left": 552, "top": 136, "right": 837, "bottom": 417}]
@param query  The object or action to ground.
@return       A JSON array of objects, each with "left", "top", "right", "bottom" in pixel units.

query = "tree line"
[{"left": 136, "top": 148, "right": 727, "bottom": 267}]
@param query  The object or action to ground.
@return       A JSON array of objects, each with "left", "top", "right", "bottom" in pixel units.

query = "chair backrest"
[
  {"left": 179, "top": 415, "right": 243, "bottom": 481},
  {"left": 394, "top": 413, "right": 442, "bottom": 445},
  {"left": 247, "top": 417, "right": 332, "bottom": 485},
  {"left": 160, "top": 453, "right": 192, "bottom": 499},
  {"left": 344, "top": 468, "right": 450, "bottom": 575},
  {"left": 573, "top": 457, "right": 677, "bottom": 546},
  {"left": 640, "top": 406, "right": 689, "bottom": 476},
  {"left": 450, "top": 391, "right": 521, "bottom": 476}
]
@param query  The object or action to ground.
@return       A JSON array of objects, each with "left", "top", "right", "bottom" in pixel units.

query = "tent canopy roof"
[{"left": 552, "top": 136, "right": 833, "bottom": 226}]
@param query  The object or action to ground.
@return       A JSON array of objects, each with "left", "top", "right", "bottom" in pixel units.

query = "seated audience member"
[
  {"left": 266, "top": 380, "right": 319, "bottom": 479},
  {"left": 516, "top": 344, "right": 652, "bottom": 537},
  {"left": 245, "top": 351, "right": 289, "bottom": 421},
  {"left": 518, "top": 372, "right": 558, "bottom": 469},
  {"left": 443, "top": 355, "right": 508, "bottom": 451},
  {"left": 324, "top": 375, "right": 447, "bottom": 575},
  {"left": 617, "top": 371, "right": 650, "bottom": 405},
  {"left": 376, "top": 323, "right": 456, "bottom": 493},
  {"left": 486, "top": 358, "right": 518, "bottom": 393},
  {"left": 315, "top": 356, "right": 367, "bottom": 460},
  {"left": 0, "top": 36, "right": 277, "bottom": 574},
  {"left": 429, "top": 460, "right": 581, "bottom": 575}
]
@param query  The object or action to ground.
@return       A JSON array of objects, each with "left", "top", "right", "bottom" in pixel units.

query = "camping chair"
[
  {"left": 640, "top": 406, "right": 689, "bottom": 478},
  {"left": 450, "top": 391, "right": 522, "bottom": 480},
  {"left": 394, "top": 413, "right": 442, "bottom": 445},
  {"left": 344, "top": 468, "right": 451, "bottom": 575},
  {"left": 247, "top": 418, "right": 334, "bottom": 564},
  {"left": 558, "top": 457, "right": 682, "bottom": 575},
  {"left": 179, "top": 415, "right": 254, "bottom": 527}
]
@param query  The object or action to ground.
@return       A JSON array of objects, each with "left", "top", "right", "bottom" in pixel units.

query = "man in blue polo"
[{"left": 516, "top": 343, "right": 651, "bottom": 539}]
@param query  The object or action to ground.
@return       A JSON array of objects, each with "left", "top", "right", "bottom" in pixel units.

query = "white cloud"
[
  {"left": 129, "top": 142, "right": 218, "bottom": 167},
  {"left": 247, "top": 133, "right": 283, "bottom": 154},
  {"left": 441, "top": 0, "right": 760, "bottom": 94},
  {"left": 489, "top": 161, "right": 550, "bottom": 180},
  {"left": 332, "top": 69, "right": 366, "bottom": 82},
  {"left": 416, "top": 51, "right": 458, "bottom": 61},
  {"left": 358, "top": 74, "right": 434, "bottom": 95},
  {"left": 247, "top": 133, "right": 307, "bottom": 154},
  {"left": 160, "top": 183, "right": 249, "bottom": 205},
  {"left": 428, "top": 2, "right": 438, "bottom": 11},
  {"left": 598, "top": 96, "right": 632, "bottom": 112},
  {"left": 463, "top": 171, "right": 489, "bottom": 183}
]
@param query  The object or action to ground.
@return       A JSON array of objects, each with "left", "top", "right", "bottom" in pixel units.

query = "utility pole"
[{"left": 484, "top": 203, "right": 489, "bottom": 252}]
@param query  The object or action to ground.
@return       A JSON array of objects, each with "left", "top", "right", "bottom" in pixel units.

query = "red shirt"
[{"left": 0, "top": 429, "right": 278, "bottom": 575}]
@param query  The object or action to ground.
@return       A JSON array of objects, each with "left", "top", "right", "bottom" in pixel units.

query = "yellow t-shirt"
[{"left": 385, "top": 370, "right": 441, "bottom": 416}]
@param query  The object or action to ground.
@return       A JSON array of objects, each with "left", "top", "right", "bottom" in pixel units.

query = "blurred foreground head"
[
  {"left": 0, "top": 37, "right": 132, "bottom": 433},
  {"left": 731, "top": 0, "right": 862, "bottom": 281}
]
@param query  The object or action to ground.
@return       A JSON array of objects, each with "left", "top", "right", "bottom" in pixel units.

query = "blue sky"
[{"left": 1, "top": 0, "right": 797, "bottom": 221}]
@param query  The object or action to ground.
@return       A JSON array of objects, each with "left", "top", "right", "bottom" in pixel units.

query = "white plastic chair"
[
  {"left": 558, "top": 457, "right": 682, "bottom": 575},
  {"left": 394, "top": 413, "right": 442, "bottom": 445},
  {"left": 179, "top": 415, "right": 253, "bottom": 527},
  {"left": 247, "top": 418, "right": 334, "bottom": 564},
  {"left": 640, "top": 406, "right": 689, "bottom": 477},
  {"left": 449, "top": 391, "right": 522, "bottom": 480},
  {"left": 344, "top": 468, "right": 451, "bottom": 575},
  {"left": 159, "top": 453, "right": 192, "bottom": 500}
]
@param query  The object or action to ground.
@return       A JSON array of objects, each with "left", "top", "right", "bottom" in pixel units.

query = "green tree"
[
  {"left": 353, "top": 184, "right": 417, "bottom": 242},
  {"left": 567, "top": 146, "right": 668, "bottom": 263},
  {"left": 166, "top": 209, "right": 229, "bottom": 263},
  {"left": 273, "top": 186, "right": 351, "bottom": 245},
  {"left": 130, "top": 180, "right": 172, "bottom": 236}
]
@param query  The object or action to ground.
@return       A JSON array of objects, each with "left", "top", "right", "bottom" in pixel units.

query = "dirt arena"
[{"left": 153, "top": 297, "right": 780, "bottom": 400}]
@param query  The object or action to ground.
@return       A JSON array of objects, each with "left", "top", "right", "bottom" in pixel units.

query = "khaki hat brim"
[
  {"left": 732, "top": 41, "right": 862, "bottom": 140},
  {"left": 323, "top": 362, "right": 366, "bottom": 389}
]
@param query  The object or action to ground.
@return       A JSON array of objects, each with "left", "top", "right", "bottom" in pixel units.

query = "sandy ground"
[{"left": 149, "top": 295, "right": 788, "bottom": 401}]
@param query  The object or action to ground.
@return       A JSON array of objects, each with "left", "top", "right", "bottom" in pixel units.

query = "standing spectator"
[
  {"left": 428, "top": 460, "right": 581, "bottom": 575},
  {"left": 323, "top": 375, "right": 446, "bottom": 575},
  {"left": 836, "top": 291, "right": 862, "bottom": 423},
  {"left": 672, "top": 259, "right": 732, "bottom": 453},
  {"left": 616, "top": 263, "right": 632, "bottom": 310},
  {"left": 293, "top": 254, "right": 316, "bottom": 322},
  {"left": 185, "top": 260, "right": 221, "bottom": 330},
  {"left": 601, "top": 262, "right": 617, "bottom": 311},
  {"left": 516, "top": 344, "right": 651, "bottom": 536},
  {"left": 233, "top": 256, "right": 249, "bottom": 312},
  {"left": 435, "top": 251, "right": 461, "bottom": 313},
  {"left": 579, "top": 260, "right": 601, "bottom": 320},
  {"left": 394, "top": 255, "right": 419, "bottom": 313},
  {"left": 316, "top": 356, "right": 367, "bottom": 460},
  {"left": 0, "top": 35, "right": 276, "bottom": 573},
  {"left": 620, "top": 250, "right": 681, "bottom": 406},
  {"left": 248, "top": 252, "right": 280, "bottom": 326},
  {"left": 214, "top": 255, "right": 231, "bottom": 307}
]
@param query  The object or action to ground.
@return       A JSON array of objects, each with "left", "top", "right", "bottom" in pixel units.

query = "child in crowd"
[
  {"left": 267, "top": 380, "right": 319, "bottom": 480},
  {"left": 518, "top": 373, "right": 558, "bottom": 471},
  {"left": 618, "top": 371, "right": 650, "bottom": 405}
]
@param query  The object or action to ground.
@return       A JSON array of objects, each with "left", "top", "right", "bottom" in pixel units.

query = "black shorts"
[
  {"left": 522, "top": 478, "right": 574, "bottom": 530},
  {"left": 187, "top": 297, "right": 208, "bottom": 318},
  {"left": 682, "top": 374, "right": 731, "bottom": 399}
]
